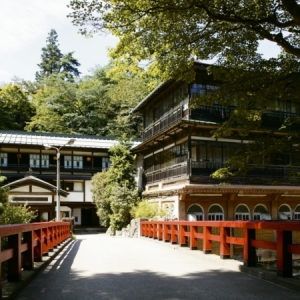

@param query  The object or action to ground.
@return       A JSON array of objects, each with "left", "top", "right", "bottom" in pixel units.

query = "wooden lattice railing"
[
  {"left": 141, "top": 220, "right": 300, "bottom": 277},
  {"left": 0, "top": 222, "right": 71, "bottom": 291}
]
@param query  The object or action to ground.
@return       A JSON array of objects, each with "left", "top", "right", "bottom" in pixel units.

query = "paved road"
[{"left": 16, "top": 234, "right": 300, "bottom": 300}]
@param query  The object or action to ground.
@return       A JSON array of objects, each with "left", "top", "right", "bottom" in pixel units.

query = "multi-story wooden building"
[
  {"left": 0, "top": 131, "right": 135, "bottom": 226},
  {"left": 132, "top": 63, "right": 300, "bottom": 221}
]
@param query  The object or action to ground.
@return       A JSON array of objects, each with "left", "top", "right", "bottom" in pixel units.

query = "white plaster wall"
[
  {"left": 73, "top": 208, "right": 81, "bottom": 225},
  {"left": 10, "top": 186, "right": 29, "bottom": 192},
  {"left": 32, "top": 186, "right": 51, "bottom": 192},
  {"left": 60, "top": 192, "right": 83, "bottom": 202},
  {"left": 85, "top": 180, "right": 93, "bottom": 202}
]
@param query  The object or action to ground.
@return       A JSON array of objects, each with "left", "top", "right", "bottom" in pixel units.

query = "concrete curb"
[{"left": 2, "top": 238, "right": 73, "bottom": 300}]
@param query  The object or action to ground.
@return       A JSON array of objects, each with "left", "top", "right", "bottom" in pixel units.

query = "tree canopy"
[
  {"left": 91, "top": 139, "right": 140, "bottom": 233},
  {"left": 68, "top": 0, "right": 300, "bottom": 178},
  {"left": 35, "top": 29, "right": 80, "bottom": 82},
  {"left": 0, "top": 84, "right": 33, "bottom": 130},
  {"left": 26, "top": 64, "right": 148, "bottom": 137},
  {"left": 68, "top": 1, "right": 300, "bottom": 78}
]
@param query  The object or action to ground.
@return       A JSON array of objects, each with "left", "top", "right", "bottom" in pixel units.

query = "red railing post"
[
  {"left": 34, "top": 228, "right": 43, "bottom": 262},
  {"left": 190, "top": 225, "right": 197, "bottom": 250},
  {"left": 153, "top": 223, "right": 158, "bottom": 239},
  {"left": 179, "top": 225, "right": 187, "bottom": 247},
  {"left": 7, "top": 233, "right": 22, "bottom": 281},
  {"left": 48, "top": 226, "right": 54, "bottom": 252},
  {"left": 42, "top": 227, "right": 48, "bottom": 255},
  {"left": 243, "top": 228, "right": 256, "bottom": 267},
  {"left": 22, "top": 231, "right": 34, "bottom": 270},
  {"left": 277, "top": 230, "right": 293, "bottom": 277},
  {"left": 203, "top": 226, "right": 212, "bottom": 254},
  {"left": 158, "top": 223, "right": 163, "bottom": 240},
  {"left": 163, "top": 224, "right": 170, "bottom": 242},
  {"left": 171, "top": 224, "right": 177, "bottom": 244},
  {"left": 220, "top": 227, "right": 231, "bottom": 259}
]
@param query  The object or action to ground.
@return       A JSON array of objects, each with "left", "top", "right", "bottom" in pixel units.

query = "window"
[
  {"left": 253, "top": 205, "right": 269, "bottom": 220},
  {"left": 73, "top": 156, "right": 83, "bottom": 169},
  {"left": 102, "top": 157, "right": 111, "bottom": 170},
  {"left": 41, "top": 155, "right": 49, "bottom": 168},
  {"left": 0, "top": 153, "right": 7, "bottom": 166},
  {"left": 187, "top": 204, "right": 204, "bottom": 221},
  {"left": 278, "top": 204, "right": 291, "bottom": 220},
  {"left": 64, "top": 156, "right": 72, "bottom": 169},
  {"left": 208, "top": 205, "right": 224, "bottom": 220},
  {"left": 235, "top": 205, "right": 250, "bottom": 220},
  {"left": 30, "top": 154, "right": 40, "bottom": 168}
]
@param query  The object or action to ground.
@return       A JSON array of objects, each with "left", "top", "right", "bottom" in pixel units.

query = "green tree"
[
  {"left": 0, "top": 175, "right": 36, "bottom": 224},
  {"left": 67, "top": 1, "right": 300, "bottom": 131},
  {"left": 27, "top": 64, "right": 149, "bottom": 137},
  {"left": 0, "top": 84, "right": 34, "bottom": 130},
  {"left": 36, "top": 29, "right": 80, "bottom": 82},
  {"left": 68, "top": 0, "right": 300, "bottom": 177},
  {"left": 91, "top": 139, "right": 140, "bottom": 233}
]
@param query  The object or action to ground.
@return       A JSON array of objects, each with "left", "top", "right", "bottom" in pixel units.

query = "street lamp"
[{"left": 43, "top": 138, "right": 76, "bottom": 221}]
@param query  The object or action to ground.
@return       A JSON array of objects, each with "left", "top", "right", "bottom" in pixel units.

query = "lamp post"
[{"left": 43, "top": 138, "right": 76, "bottom": 221}]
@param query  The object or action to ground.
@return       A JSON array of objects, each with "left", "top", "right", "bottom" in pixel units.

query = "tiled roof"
[{"left": 0, "top": 131, "right": 141, "bottom": 149}]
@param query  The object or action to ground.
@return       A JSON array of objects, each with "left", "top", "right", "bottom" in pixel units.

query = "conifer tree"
[{"left": 35, "top": 29, "right": 80, "bottom": 82}]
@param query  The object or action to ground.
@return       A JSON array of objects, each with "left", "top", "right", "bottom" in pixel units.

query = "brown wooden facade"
[
  {"left": 132, "top": 63, "right": 300, "bottom": 221},
  {"left": 0, "top": 131, "right": 121, "bottom": 225}
]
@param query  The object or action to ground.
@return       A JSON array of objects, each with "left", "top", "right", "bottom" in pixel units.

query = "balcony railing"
[
  {"left": 143, "top": 106, "right": 183, "bottom": 141},
  {"left": 145, "top": 160, "right": 300, "bottom": 184},
  {"left": 146, "top": 163, "right": 188, "bottom": 183},
  {"left": 0, "top": 164, "right": 102, "bottom": 174}
]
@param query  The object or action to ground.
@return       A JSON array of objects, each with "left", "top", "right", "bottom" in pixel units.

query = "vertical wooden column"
[
  {"left": 42, "top": 228, "right": 48, "bottom": 255},
  {"left": 23, "top": 231, "right": 34, "bottom": 270},
  {"left": 163, "top": 224, "right": 170, "bottom": 242},
  {"left": 277, "top": 230, "right": 293, "bottom": 277},
  {"left": 220, "top": 227, "right": 230, "bottom": 259},
  {"left": 7, "top": 233, "right": 22, "bottom": 281},
  {"left": 243, "top": 228, "right": 256, "bottom": 267},
  {"left": 190, "top": 225, "right": 197, "bottom": 250},
  {"left": 34, "top": 228, "right": 43, "bottom": 262},
  {"left": 179, "top": 225, "right": 187, "bottom": 247},
  {"left": 158, "top": 223, "right": 163, "bottom": 240},
  {"left": 48, "top": 226, "right": 54, "bottom": 252},
  {"left": 203, "top": 226, "right": 212, "bottom": 254},
  {"left": 153, "top": 223, "right": 158, "bottom": 239},
  {"left": 171, "top": 224, "right": 177, "bottom": 244}
]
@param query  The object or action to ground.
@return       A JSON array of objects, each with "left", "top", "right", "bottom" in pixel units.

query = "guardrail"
[
  {"left": 141, "top": 220, "right": 300, "bottom": 277},
  {"left": 0, "top": 222, "right": 71, "bottom": 289}
]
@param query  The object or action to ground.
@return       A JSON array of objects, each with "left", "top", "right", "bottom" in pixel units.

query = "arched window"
[
  {"left": 295, "top": 205, "right": 300, "bottom": 220},
  {"left": 187, "top": 204, "right": 204, "bottom": 221},
  {"left": 253, "top": 205, "right": 270, "bottom": 220},
  {"left": 208, "top": 204, "right": 224, "bottom": 220},
  {"left": 235, "top": 204, "right": 250, "bottom": 220},
  {"left": 278, "top": 204, "right": 291, "bottom": 220}
]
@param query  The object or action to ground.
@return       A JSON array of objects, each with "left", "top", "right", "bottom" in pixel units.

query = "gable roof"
[
  {"left": 3, "top": 175, "right": 69, "bottom": 197},
  {"left": 0, "top": 131, "right": 141, "bottom": 149}
]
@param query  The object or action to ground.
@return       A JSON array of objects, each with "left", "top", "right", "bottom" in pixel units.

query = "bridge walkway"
[{"left": 15, "top": 234, "right": 300, "bottom": 300}]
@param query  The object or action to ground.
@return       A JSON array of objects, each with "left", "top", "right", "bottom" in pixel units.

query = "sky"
[
  {"left": 0, "top": 0, "right": 118, "bottom": 85},
  {"left": 0, "top": 1, "right": 281, "bottom": 86}
]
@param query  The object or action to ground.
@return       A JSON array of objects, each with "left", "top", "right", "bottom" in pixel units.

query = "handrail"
[
  {"left": 0, "top": 221, "right": 70, "bottom": 286},
  {"left": 141, "top": 220, "right": 300, "bottom": 277}
]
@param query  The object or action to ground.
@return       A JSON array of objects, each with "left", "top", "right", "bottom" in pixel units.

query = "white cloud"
[{"left": 0, "top": 0, "right": 70, "bottom": 53}]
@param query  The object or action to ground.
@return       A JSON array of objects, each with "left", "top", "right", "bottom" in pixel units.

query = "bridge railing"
[
  {"left": 140, "top": 220, "right": 300, "bottom": 277},
  {"left": 0, "top": 222, "right": 71, "bottom": 289}
]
